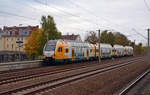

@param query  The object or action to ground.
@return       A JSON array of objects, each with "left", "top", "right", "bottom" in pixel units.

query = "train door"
[
  {"left": 101, "top": 48, "right": 103, "bottom": 58},
  {"left": 72, "top": 48, "right": 75, "bottom": 61},
  {"left": 113, "top": 48, "right": 116, "bottom": 57},
  {"left": 94, "top": 46, "right": 96, "bottom": 58},
  {"left": 57, "top": 46, "right": 63, "bottom": 59},
  {"left": 87, "top": 48, "right": 89, "bottom": 60}
]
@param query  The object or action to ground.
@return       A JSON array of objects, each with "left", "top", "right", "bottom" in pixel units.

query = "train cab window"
[
  {"left": 58, "top": 47, "right": 62, "bottom": 52},
  {"left": 66, "top": 48, "right": 69, "bottom": 53},
  {"left": 90, "top": 49, "right": 92, "bottom": 52}
]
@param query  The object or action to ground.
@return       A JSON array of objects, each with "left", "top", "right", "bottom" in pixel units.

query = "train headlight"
[{"left": 43, "top": 56, "right": 46, "bottom": 59}]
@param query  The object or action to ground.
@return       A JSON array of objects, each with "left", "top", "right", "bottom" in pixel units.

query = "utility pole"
[
  {"left": 97, "top": 29, "right": 101, "bottom": 63},
  {"left": 147, "top": 28, "right": 150, "bottom": 57},
  {"left": 148, "top": 28, "right": 150, "bottom": 47},
  {"left": 134, "top": 40, "right": 136, "bottom": 56},
  {"left": 47, "top": 32, "right": 48, "bottom": 41}
]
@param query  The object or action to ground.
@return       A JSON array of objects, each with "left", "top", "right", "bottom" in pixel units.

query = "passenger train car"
[
  {"left": 113, "top": 45, "right": 124, "bottom": 57},
  {"left": 42, "top": 40, "right": 133, "bottom": 64}
]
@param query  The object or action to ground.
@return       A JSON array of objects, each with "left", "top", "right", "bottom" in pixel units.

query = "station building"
[{"left": 1, "top": 25, "right": 39, "bottom": 52}]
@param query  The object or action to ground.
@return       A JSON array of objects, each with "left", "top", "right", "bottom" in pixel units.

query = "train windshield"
[{"left": 45, "top": 41, "right": 57, "bottom": 51}]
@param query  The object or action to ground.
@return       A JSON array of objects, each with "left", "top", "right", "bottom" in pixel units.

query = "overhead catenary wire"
[
  {"left": 35, "top": 0, "right": 110, "bottom": 28},
  {"left": 0, "top": 10, "right": 36, "bottom": 21},
  {"left": 132, "top": 28, "right": 147, "bottom": 40},
  {"left": 66, "top": 0, "right": 131, "bottom": 35},
  {"left": 68, "top": 0, "right": 150, "bottom": 43},
  {"left": 41, "top": 0, "right": 132, "bottom": 38},
  {"left": 0, "top": 0, "right": 131, "bottom": 35},
  {"left": 144, "top": 0, "right": 150, "bottom": 12},
  {"left": 0, "top": 0, "right": 146, "bottom": 44}
]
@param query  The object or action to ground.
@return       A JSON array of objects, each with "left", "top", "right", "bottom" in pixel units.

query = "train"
[{"left": 42, "top": 40, "right": 133, "bottom": 64}]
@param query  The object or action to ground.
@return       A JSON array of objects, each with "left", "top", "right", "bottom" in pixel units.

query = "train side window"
[
  {"left": 72, "top": 49, "right": 75, "bottom": 56},
  {"left": 96, "top": 49, "right": 99, "bottom": 52},
  {"left": 58, "top": 47, "right": 62, "bottom": 52},
  {"left": 90, "top": 49, "right": 92, "bottom": 52},
  {"left": 66, "top": 48, "right": 69, "bottom": 53}
]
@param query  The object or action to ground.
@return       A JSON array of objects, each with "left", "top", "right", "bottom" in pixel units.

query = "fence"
[{"left": 0, "top": 51, "right": 28, "bottom": 63}]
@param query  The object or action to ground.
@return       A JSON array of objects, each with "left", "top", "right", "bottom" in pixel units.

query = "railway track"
[
  {"left": 119, "top": 69, "right": 150, "bottom": 95},
  {"left": 0, "top": 57, "right": 140, "bottom": 86},
  {"left": 0, "top": 57, "right": 145, "bottom": 95}
]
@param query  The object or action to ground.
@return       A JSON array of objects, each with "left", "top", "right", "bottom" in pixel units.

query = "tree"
[
  {"left": 114, "top": 32, "right": 130, "bottom": 46},
  {"left": 85, "top": 30, "right": 115, "bottom": 45},
  {"left": 41, "top": 15, "right": 61, "bottom": 40},
  {"left": 84, "top": 31, "right": 98, "bottom": 43},
  {"left": 135, "top": 43, "right": 146, "bottom": 55},
  {"left": 24, "top": 29, "right": 46, "bottom": 59},
  {"left": 101, "top": 30, "right": 115, "bottom": 45}
]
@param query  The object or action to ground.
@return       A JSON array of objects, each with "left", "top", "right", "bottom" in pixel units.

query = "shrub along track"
[{"left": 0, "top": 56, "right": 145, "bottom": 95}]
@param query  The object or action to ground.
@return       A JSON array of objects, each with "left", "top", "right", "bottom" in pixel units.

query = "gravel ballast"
[{"left": 42, "top": 58, "right": 149, "bottom": 95}]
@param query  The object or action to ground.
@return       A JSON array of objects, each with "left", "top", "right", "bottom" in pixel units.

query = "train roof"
[
  {"left": 48, "top": 40, "right": 90, "bottom": 47},
  {"left": 124, "top": 46, "right": 133, "bottom": 49},
  {"left": 113, "top": 45, "right": 124, "bottom": 48},
  {"left": 95, "top": 43, "right": 112, "bottom": 48}
]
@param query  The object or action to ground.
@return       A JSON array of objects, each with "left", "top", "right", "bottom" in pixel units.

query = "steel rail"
[
  {"left": 0, "top": 57, "right": 142, "bottom": 85},
  {"left": 119, "top": 69, "right": 150, "bottom": 95},
  {"left": 0, "top": 58, "right": 144, "bottom": 95}
]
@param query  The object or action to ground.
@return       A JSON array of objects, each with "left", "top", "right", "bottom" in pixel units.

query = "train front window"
[
  {"left": 45, "top": 45, "right": 56, "bottom": 51},
  {"left": 45, "top": 41, "right": 57, "bottom": 51}
]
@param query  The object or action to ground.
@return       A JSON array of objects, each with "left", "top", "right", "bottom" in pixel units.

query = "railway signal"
[{"left": 16, "top": 40, "right": 23, "bottom": 60}]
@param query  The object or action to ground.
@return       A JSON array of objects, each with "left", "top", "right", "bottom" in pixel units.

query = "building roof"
[
  {"left": 61, "top": 34, "right": 79, "bottom": 40},
  {"left": 2, "top": 25, "right": 39, "bottom": 37},
  {"left": 3, "top": 25, "right": 38, "bottom": 31}
]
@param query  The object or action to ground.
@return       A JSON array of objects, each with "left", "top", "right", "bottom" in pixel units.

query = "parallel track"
[
  {"left": 119, "top": 69, "right": 150, "bottom": 95},
  {"left": 0, "top": 57, "right": 140, "bottom": 85},
  {"left": 0, "top": 57, "right": 144, "bottom": 95}
]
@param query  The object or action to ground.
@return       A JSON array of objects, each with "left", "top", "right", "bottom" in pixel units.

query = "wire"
[
  {"left": 132, "top": 28, "right": 147, "bottom": 40},
  {"left": 36, "top": 0, "right": 130, "bottom": 37},
  {"left": 0, "top": 10, "right": 36, "bottom": 20},
  {"left": 66, "top": 0, "right": 130, "bottom": 34},
  {"left": 35, "top": 0, "right": 106, "bottom": 27},
  {"left": 144, "top": 0, "right": 150, "bottom": 12}
]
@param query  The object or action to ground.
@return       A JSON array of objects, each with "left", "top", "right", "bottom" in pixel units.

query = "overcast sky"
[{"left": 0, "top": 0, "right": 150, "bottom": 45}]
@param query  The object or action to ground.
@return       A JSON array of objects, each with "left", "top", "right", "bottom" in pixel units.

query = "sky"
[{"left": 0, "top": 0, "right": 150, "bottom": 45}]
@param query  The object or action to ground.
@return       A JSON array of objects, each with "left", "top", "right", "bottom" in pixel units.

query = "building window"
[
  {"left": 11, "top": 44, "right": 13, "bottom": 49},
  {"left": 90, "top": 49, "right": 92, "bottom": 52},
  {"left": 17, "top": 44, "right": 20, "bottom": 48},
  {"left": 20, "top": 43, "right": 23, "bottom": 48},
  {"left": 25, "top": 37, "right": 28, "bottom": 40},
  {"left": 6, "top": 44, "right": 9, "bottom": 48},
  {"left": 17, "top": 38, "right": 19, "bottom": 41},
  {"left": 21, "top": 37, "right": 23, "bottom": 41},
  {"left": 25, "top": 31, "right": 27, "bottom": 34},
  {"left": 6, "top": 38, "right": 8, "bottom": 41}
]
